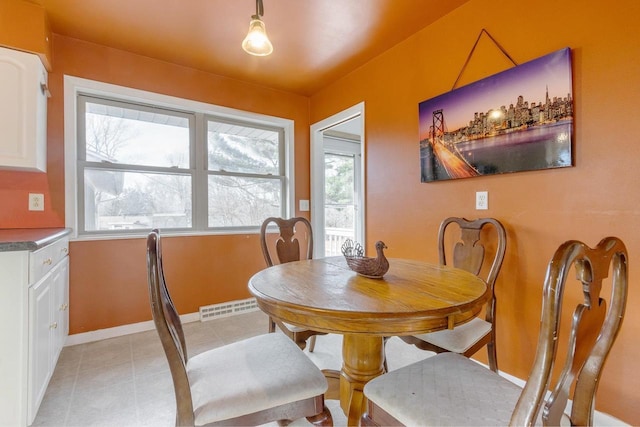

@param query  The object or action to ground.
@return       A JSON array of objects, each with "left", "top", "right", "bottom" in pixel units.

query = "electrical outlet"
[
  {"left": 29, "top": 193, "right": 45, "bottom": 211},
  {"left": 476, "top": 191, "right": 488, "bottom": 210}
]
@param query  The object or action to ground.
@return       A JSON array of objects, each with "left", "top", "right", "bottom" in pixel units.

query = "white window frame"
[{"left": 64, "top": 75, "right": 295, "bottom": 240}]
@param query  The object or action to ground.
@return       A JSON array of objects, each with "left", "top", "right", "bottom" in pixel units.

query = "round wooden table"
[{"left": 248, "top": 256, "right": 489, "bottom": 426}]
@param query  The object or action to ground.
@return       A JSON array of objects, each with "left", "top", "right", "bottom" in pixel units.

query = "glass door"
[{"left": 324, "top": 151, "right": 357, "bottom": 256}]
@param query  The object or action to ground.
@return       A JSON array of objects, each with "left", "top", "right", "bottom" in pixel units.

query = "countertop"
[{"left": 0, "top": 228, "right": 72, "bottom": 252}]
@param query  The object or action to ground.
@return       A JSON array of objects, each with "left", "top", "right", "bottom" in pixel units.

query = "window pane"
[
  {"left": 84, "top": 169, "right": 192, "bottom": 231},
  {"left": 207, "top": 120, "right": 279, "bottom": 174},
  {"left": 208, "top": 175, "right": 281, "bottom": 227},
  {"left": 85, "top": 101, "right": 190, "bottom": 168},
  {"left": 325, "top": 153, "right": 354, "bottom": 205},
  {"left": 324, "top": 152, "right": 355, "bottom": 255},
  {"left": 325, "top": 205, "right": 355, "bottom": 230}
]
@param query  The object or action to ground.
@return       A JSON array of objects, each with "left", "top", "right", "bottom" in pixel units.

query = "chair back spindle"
[
  {"left": 260, "top": 216, "right": 313, "bottom": 266},
  {"left": 439, "top": 217, "right": 506, "bottom": 293}
]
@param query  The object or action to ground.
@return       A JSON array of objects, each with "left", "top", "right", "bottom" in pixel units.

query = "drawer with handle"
[{"left": 29, "top": 236, "right": 69, "bottom": 285}]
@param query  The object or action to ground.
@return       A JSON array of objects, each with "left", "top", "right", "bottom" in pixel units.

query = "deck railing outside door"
[{"left": 324, "top": 227, "right": 354, "bottom": 256}]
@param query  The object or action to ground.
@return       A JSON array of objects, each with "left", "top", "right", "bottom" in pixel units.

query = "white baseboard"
[{"left": 64, "top": 311, "right": 200, "bottom": 346}]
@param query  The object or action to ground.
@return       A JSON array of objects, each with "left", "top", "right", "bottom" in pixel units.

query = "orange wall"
[
  {"left": 68, "top": 234, "right": 266, "bottom": 332},
  {"left": 310, "top": 0, "right": 639, "bottom": 423}
]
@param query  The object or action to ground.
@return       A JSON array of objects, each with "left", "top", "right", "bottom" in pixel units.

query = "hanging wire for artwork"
[{"left": 452, "top": 28, "right": 519, "bottom": 91}]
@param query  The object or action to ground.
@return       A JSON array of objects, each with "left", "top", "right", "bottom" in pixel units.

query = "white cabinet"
[
  {"left": 0, "top": 231, "right": 69, "bottom": 426},
  {"left": 29, "top": 256, "right": 69, "bottom": 422},
  {"left": 53, "top": 258, "right": 70, "bottom": 356},
  {"left": 29, "top": 272, "right": 54, "bottom": 416},
  {"left": 0, "top": 46, "right": 48, "bottom": 172}
]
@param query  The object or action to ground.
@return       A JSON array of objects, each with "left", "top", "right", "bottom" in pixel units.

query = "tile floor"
[
  {"left": 31, "top": 309, "right": 626, "bottom": 427},
  {"left": 32, "top": 310, "right": 431, "bottom": 427}
]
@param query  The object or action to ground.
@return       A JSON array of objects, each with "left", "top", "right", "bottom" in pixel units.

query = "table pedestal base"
[{"left": 340, "top": 334, "right": 385, "bottom": 426}]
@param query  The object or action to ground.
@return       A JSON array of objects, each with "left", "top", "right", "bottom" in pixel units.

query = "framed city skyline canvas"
[{"left": 419, "top": 47, "right": 573, "bottom": 182}]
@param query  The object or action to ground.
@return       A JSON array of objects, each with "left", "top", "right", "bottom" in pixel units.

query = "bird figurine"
[{"left": 341, "top": 239, "right": 389, "bottom": 279}]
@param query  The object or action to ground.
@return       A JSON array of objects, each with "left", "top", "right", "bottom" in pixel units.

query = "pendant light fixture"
[{"left": 242, "top": 0, "right": 273, "bottom": 56}]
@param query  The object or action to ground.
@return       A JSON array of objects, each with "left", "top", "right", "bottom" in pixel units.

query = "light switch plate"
[
  {"left": 299, "top": 199, "right": 310, "bottom": 211},
  {"left": 476, "top": 191, "right": 488, "bottom": 210}
]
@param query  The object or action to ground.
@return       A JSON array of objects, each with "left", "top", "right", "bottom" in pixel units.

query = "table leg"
[{"left": 340, "top": 334, "right": 385, "bottom": 426}]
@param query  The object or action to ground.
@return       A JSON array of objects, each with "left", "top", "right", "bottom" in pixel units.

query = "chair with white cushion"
[
  {"left": 146, "top": 229, "right": 333, "bottom": 426},
  {"left": 260, "top": 216, "right": 326, "bottom": 352},
  {"left": 362, "top": 236, "right": 628, "bottom": 426},
  {"left": 398, "top": 217, "right": 506, "bottom": 372}
]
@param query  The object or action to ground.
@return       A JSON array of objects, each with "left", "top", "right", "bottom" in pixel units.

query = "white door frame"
[{"left": 310, "top": 102, "right": 365, "bottom": 257}]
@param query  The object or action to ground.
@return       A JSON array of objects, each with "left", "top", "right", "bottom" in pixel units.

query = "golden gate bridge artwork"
[
  {"left": 424, "top": 109, "right": 479, "bottom": 179},
  {"left": 419, "top": 47, "right": 573, "bottom": 183}
]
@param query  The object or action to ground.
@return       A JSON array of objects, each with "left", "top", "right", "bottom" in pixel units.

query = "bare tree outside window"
[
  {"left": 86, "top": 113, "right": 133, "bottom": 160},
  {"left": 207, "top": 121, "right": 284, "bottom": 227}
]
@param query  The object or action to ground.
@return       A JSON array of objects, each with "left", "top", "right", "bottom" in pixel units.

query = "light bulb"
[{"left": 242, "top": 17, "right": 273, "bottom": 56}]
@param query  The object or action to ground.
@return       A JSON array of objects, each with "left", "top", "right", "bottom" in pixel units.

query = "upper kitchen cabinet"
[{"left": 0, "top": 46, "right": 49, "bottom": 172}]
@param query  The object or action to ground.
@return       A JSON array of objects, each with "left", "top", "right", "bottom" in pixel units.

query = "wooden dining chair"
[
  {"left": 260, "top": 216, "right": 326, "bottom": 351},
  {"left": 363, "top": 236, "right": 628, "bottom": 426},
  {"left": 146, "top": 230, "right": 333, "bottom": 426},
  {"left": 397, "top": 217, "right": 506, "bottom": 372}
]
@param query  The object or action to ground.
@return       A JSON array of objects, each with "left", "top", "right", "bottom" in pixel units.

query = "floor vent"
[{"left": 199, "top": 298, "right": 259, "bottom": 321}]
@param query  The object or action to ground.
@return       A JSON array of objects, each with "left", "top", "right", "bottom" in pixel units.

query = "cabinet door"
[
  {"left": 0, "top": 46, "right": 48, "bottom": 172},
  {"left": 28, "top": 272, "right": 53, "bottom": 423},
  {"left": 52, "top": 257, "right": 69, "bottom": 357},
  {"left": 28, "top": 256, "right": 69, "bottom": 424}
]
